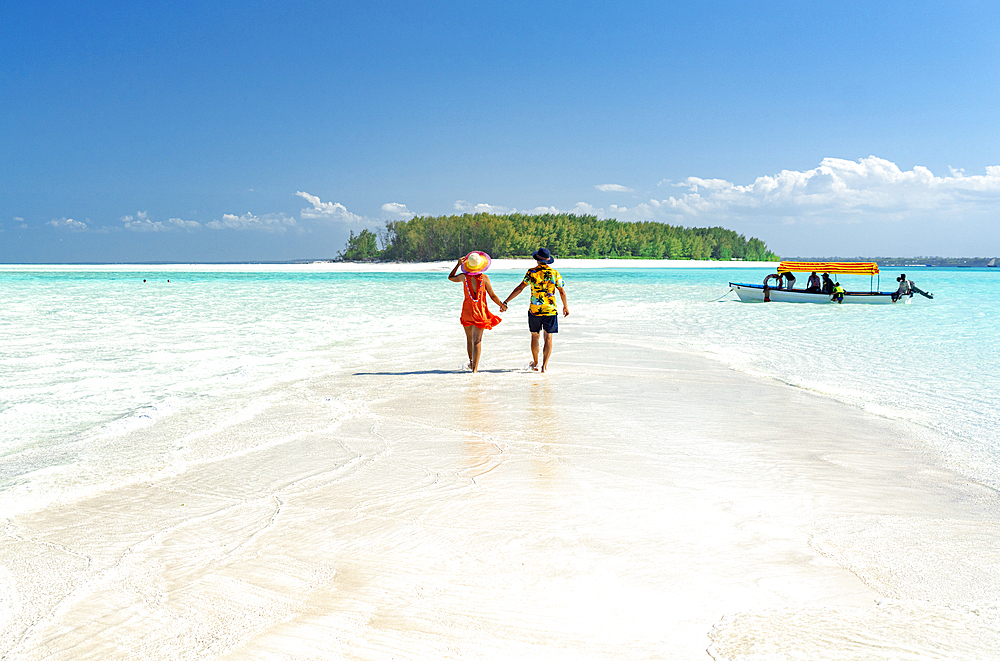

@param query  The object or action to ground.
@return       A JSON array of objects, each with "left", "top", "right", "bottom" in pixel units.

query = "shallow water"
[{"left": 2, "top": 264, "right": 998, "bottom": 515}]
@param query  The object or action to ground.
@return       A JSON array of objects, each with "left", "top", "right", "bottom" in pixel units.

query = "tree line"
[{"left": 338, "top": 213, "right": 778, "bottom": 262}]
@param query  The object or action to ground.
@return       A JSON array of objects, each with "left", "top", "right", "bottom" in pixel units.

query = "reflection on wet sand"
[
  {"left": 527, "top": 379, "right": 563, "bottom": 485},
  {"left": 458, "top": 382, "right": 503, "bottom": 482}
]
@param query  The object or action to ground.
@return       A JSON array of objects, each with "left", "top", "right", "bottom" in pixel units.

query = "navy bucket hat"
[{"left": 532, "top": 248, "right": 555, "bottom": 264}]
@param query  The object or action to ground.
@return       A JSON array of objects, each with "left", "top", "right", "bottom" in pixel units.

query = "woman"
[{"left": 448, "top": 251, "right": 507, "bottom": 372}]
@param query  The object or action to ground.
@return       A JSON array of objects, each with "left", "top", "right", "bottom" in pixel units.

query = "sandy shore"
[{"left": 4, "top": 328, "right": 1000, "bottom": 659}]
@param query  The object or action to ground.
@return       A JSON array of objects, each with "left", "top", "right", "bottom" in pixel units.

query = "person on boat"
[
  {"left": 502, "top": 248, "right": 569, "bottom": 373},
  {"left": 831, "top": 282, "right": 846, "bottom": 304},
  {"left": 763, "top": 273, "right": 783, "bottom": 290},
  {"left": 783, "top": 272, "right": 796, "bottom": 290},
  {"left": 821, "top": 273, "right": 834, "bottom": 294},
  {"left": 806, "top": 271, "right": 821, "bottom": 293},
  {"left": 892, "top": 273, "right": 912, "bottom": 302},
  {"left": 448, "top": 252, "right": 507, "bottom": 372}
]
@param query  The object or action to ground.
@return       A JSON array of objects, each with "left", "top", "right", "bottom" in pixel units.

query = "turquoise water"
[
  {"left": 577, "top": 266, "right": 1000, "bottom": 486},
  {"left": 1, "top": 264, "right": 998, "bottom": 514}
]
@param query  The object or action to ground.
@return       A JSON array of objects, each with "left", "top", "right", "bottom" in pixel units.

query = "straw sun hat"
[{"left": 461, "top": 251, "right": 491, "bottom": 274}]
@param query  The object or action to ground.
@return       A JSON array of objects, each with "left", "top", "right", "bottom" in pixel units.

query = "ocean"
[{"left": 2, "top": 263, "right": 997, "bottom": 515}]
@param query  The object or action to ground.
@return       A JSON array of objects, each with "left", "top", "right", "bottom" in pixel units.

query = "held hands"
[{"left": 499, "top": 302, "right": 508, "bottom": 312}]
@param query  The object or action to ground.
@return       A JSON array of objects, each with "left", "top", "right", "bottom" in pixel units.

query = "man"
[
  {"left": 831, "top": 281, "right": 846, "bottom": 304},
  {"left": 806, "top": 271, "right": 821, "bottom": 293},
  {"left": 821, "top": 273, "right": 834, "bottom": 294},
  {"left": 503, "top": 248, "right": 569, "bottom": 373},
  {"left": 892, "top": 273, "right": 912, "bottom": 302}
]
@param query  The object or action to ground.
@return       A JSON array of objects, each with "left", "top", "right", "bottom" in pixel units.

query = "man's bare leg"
[
  {"left": 540, "top": 331, "right": 554, "bottom": 373},
  {"left": 529, "top": 331, "right": 541, "bottom": 370}
]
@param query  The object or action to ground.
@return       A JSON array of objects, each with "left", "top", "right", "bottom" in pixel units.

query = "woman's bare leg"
[
  {"left": 464, "top": 325, "right": 475, "bottom": 369},
  {"left": 465, "top": 325, "right": 485, "bottom": 372}
]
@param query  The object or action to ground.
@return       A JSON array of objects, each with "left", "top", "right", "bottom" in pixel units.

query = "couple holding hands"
[{"left": 448, "top": 248, "right": 569, "bottom": 373}]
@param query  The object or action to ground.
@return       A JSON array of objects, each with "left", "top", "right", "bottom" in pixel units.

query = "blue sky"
[{"left": 3, "top": 0, "right": 1000, "bottom": 262}]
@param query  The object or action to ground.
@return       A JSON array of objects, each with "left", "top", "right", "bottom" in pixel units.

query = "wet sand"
[{"left": 3, "top": 331, "right": 1000, "bottom": 660}]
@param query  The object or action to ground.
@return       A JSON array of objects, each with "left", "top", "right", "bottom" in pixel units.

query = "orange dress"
[{"left": 460, "top": 274, "right": 502, "bottom": 330}]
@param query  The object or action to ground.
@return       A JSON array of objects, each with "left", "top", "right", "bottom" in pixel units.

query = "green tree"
[
  {"left": 345, "top": 213, "right": 778, "bottom": 262},
  {"left": 338, "top": 229, "right": 380, "bottom": 261}
]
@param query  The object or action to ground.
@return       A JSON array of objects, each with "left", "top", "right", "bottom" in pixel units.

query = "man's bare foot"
[{"left": 528, "top": 361, "right": 539, "bottom": 371}]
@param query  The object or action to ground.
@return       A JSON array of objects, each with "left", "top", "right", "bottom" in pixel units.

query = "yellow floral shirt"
[{"left": 523, "top": 266, "right": 564, "bottom": 315}]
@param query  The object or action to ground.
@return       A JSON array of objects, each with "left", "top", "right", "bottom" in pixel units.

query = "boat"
[
  {"left": 989, "top": 258, "right": 997, "bottom": 267},
  {"left": 729, "top": 261, "right": 919, "bottom": 304}
]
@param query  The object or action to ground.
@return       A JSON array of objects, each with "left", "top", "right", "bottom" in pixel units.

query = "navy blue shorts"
[{"left": 528, "top": 313, "right": 558, "bottom": 334}]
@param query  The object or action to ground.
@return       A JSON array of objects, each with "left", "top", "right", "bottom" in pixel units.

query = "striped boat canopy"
[{"left": 777, "top": 261, "right": 880, "bottom": 275}]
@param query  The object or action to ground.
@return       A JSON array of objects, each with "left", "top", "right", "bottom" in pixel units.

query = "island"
[{"left": 337, "top": 213, "right": 779, "bottom": 262}]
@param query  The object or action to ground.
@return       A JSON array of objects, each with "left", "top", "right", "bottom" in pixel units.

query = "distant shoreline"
[
  {"left": 0, "top": 259, "right": 782, "bottom": 272},
  {"left": 3, "top": 257, "right": 995, "bottom": 272}
]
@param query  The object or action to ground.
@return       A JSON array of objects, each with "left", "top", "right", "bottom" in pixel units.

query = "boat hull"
[{"left": 729, "top": 283, "right": 909, "bottom": 304}]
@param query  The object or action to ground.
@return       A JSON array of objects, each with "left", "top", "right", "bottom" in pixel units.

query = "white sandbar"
[
  {"left": 3, "top": 331, "right": 999, "bottom": 659},
  {"left": 0, "top": 259, "right": 778, "bottom": 274}
]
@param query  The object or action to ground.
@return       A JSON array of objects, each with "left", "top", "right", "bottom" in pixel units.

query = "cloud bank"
[
  {"left": 452, "top": 201, "right": 602, "bottom": 217},
  {"left": 29, "top": 158, "right": 1000, "bottom": 256},
  {"left": 121, "top": 212, "right": 202, "bottom": 232},
  {"left": 205, "top": 212, "right": 298, "bottom": 233},
  {"left": 615, "top": 156, "right": 1000, "bottom": 225}
]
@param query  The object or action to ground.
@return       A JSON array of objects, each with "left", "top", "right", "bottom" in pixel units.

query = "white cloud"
[
  {"left": 595, "top": 184, "right": 634, "bottom": 193},
  {"left": 121, "top": 212, "right": 158, "bottom": 231},
  {"left": 206, "top": 212, "right": 298, "bottom": 233},
  {"left": 168, "top": 217, "right": 201, "bottom": 229},
  {"left": 607, "top": 202, "right": 656, "bottom": 220},
  {"left": 456, "top": 202, "right": 608, "bottom": 217},
  {"left": 381, "top": 202, "right": 416, "bottom": 219},
  {"left": 47, "top": 217, "right": 87, "bottom": 231},
  {"left": 525, "top": 206, "right": 563, "bottom": 215},
  {"left": 121, "top": 211, "right": 202, "bottom": 232},
  {"left": 296, "top": 191, "right": 362, "bottom": 222},
  {"left": 569, "top": 202, "right": 602, "bottom": 216},
  {"left": 639, "top": 156, "right": 1000, "bottom": 224},
  {"left": 453, "top": 200, "right": 516, "bottom": 215}
]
